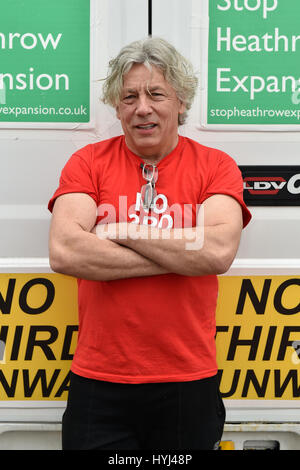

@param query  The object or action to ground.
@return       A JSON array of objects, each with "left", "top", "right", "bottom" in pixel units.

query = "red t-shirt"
[{"left": 48, "top": 135, "right": 251, "bottom": 383}]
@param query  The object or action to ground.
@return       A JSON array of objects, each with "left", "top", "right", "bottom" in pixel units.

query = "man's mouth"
[{"left": 136, "top": 123, "right": 157, "bottom": 130}]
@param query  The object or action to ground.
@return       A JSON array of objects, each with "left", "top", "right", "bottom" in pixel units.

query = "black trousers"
[{"left": 62, "top": 372, "right": 225, "bottom": 450}]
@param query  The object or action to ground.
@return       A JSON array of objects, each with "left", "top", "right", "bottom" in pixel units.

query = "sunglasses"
[{"left": 140, "top": 163, "right": 158, "bottom": 211}]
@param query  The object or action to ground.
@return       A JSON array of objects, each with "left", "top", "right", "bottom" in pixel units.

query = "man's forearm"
[
  {"left": 114, "top": 224, "right": 209, "bottom": 276},
  {"left": 100, "top": 222, "right": 239, "bottom": 276},
  {"left": 49, "top": 229, "right": 169, "bottom": 281}
]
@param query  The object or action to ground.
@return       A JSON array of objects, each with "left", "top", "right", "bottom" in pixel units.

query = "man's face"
[{"left": 116, "top": 63, "right": 185, "bottom": 162}]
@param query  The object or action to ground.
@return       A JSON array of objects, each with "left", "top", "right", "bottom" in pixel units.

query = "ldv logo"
[
  {"left": 244, "top": 174, "right": 300, "bottom": 195},
  {"left": 244, "top": 177, "right": 286, "bottom": 195}
]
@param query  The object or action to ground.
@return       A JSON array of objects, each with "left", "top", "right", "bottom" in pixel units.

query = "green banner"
[
  {"left": 0, "top": 0, "right": 90, "bottom": 123},
  {"left": 207, "top": 0, "right": 300, "bottom": 125}
]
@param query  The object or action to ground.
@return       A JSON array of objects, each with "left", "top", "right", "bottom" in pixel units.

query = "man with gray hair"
[{"left": 48, "top": 37, "right": 251, "bottom": 450}]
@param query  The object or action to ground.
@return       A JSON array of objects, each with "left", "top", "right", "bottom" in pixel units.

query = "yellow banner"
[
  {"left": 0, "top": 273, "right": 299, "bottom": 401},
  {"left": 216, "top": 276, "right": 300, "bottom": 400},
  {"left": 0, "top": 273, "right": 78, "bottom": 401}
]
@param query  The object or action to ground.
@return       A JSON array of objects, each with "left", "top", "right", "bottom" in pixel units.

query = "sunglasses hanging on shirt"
[{"left": 140, "top": 163, "right": 158, "bottom": 211}]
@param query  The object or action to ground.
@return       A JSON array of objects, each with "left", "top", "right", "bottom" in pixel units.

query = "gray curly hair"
[{"left": 102, "top": 37, "right": 198, "bottom": 125}]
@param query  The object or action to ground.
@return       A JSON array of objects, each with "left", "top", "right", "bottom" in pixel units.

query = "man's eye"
[
  {"left": 123, "top": 95, "right": 135, "bottom": 101},
  {"left": 151, "top": 93, "right": 164, "bottom": 99}
]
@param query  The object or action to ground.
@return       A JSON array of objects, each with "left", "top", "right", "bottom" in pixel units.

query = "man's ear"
[{"left": 178, "top": 100, "right": 186, "bottom": 115}]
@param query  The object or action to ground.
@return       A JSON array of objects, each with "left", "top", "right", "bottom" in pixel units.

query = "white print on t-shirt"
[
  {"left": 129, "top": 192, "right": 173, "bottom": 228},
  {"left": 96, "top": 193, "right": 204, "bottom": 250}
]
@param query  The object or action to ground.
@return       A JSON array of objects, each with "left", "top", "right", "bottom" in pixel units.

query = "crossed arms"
[{"left": 48, "top": 192, "right": 243, "bottom": 281}]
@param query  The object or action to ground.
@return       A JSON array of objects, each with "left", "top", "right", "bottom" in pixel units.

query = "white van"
[{"left": 0, "top": 0, "right": 299, "bottom": 450}]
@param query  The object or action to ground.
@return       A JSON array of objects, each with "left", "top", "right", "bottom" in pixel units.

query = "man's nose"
[{"left": 136, "top": 95, "right": 152, "bottom": 115}]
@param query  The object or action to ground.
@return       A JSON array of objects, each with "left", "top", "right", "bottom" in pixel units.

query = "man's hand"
[{"left": 49, "top": 194, "right": 168, "bottom": 281}]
